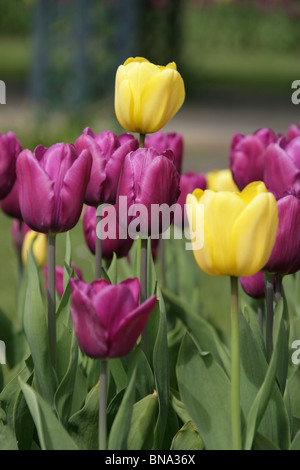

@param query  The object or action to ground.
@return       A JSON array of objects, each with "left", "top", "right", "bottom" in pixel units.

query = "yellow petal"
[
  {"left": 232, "top": 192, "right": 278, "bottom": 276},
  {"left": 22, "top": 230, "right": 48, "bottom": 268},
  {"left": 239, "top": 181, "right": 268, "bottom": 204},
  {"left": 206, "top": 169, "right": 239, "bottom": 192}
]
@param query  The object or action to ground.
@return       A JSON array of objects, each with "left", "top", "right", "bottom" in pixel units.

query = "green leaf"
[
  {"left": 127, "top": 394, "right": 159, "bottom": 450},
  {"left": 176, "top": 332, "right": 233, "bottom": 450},
  {"left": 13, "top": 374, "right": 34, "bottom": 450},
  {"left": 244, "top": 300, "right": 290, "bottom": 450},
  {"left": 163, "top": 288, "right": 231, "bottom": 374},
  {"left": 239, "top": 308, "right": 290, "bottom": 449},
  {"left": 108, "top": 358, "right": 128, "bottom": 394},
  {"left": 63, "top": 231, "right": 72, "bottom": 292},
  {"left": 19, "top": 378, "right": 78, "bottom": 450},
  {"left": 170, "top": 420, "right": 204, "bottom": 451},
  {"left": 108, "top": 354, "right": 137, "bottom": 450},
  {"left": 170, "top": 389, "right": 192, "bottom": 424},
  {"left": 252, "top": 432, "right": 280, "bottom": 450},
  {"left": 23, "top": 251, "right": 57, "bottom": 404},
  {"left": 290, "top": 429, "right": 300, "bottom": 450},
  {"left": 107, "top": 252, "right": 118, "bottom": 284}
]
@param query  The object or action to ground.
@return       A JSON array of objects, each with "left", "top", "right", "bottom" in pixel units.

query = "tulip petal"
[
  {"left": 17, "top": 150, "right": 55, "bottom": 233},
  {"left": 109, "top": 295, "right": 157, "bottom": 358},
  {"left": 264, "top": 143, "right": 300, "bottom": 197},
  {"left": 232, "top": 193, "right": 278, "bottom": 276}
]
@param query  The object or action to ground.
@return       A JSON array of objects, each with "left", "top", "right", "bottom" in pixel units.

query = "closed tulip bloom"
[
  {"left": 174, "top": 171, "right": 207, "bottom": 228},
  {"left": 263, "top": 191, "right": 300, "bottom": 275},
  {"left": 22, "top": 230, "right": 48, "bottom": 268},
  {"left": 206, "top": 169, "right": 239, "bottom": 192},
  {"left": 0, "top": 132, "right": 22, "bottom": 200},
  {"left": 230, "top": 128, "right": 277, "bottom": 190},
  {"left": 1, "top": 179, "right": 21, "bottom": 219},
  {"left": 240, "top": 271, "right": 265, "bottom": 300},
  {"left": 83, "top": 205, "right": 133, "bottom": 260},
  {"left": 75, "top": 128, "right": 138, "bottom": 206},
  {"left": 17, "top": 143, "right": 92, "bottom": 233},
  {"left": 286, "top": 122, "right": 300, "bottom": 141},
  {"left": 115, "top": 57, "right": 185, "bottom": 134},
  {"left": 264, "top": 137, "right": 300, "bottom": 198},
  {"left": 116, "top": 147, "right": 181, "bottom": 237},
  {"left": 44, "top": 264, "right": 82, "bottom": 298},
  {"left": 145, "top": 131, "right": 184, "bottom": 174},
  {"left": 186, "top": 181, "right": 278, "bottom": 277},
  {"left": 70, "top": 278, "right": 157, "bottom": 359}
]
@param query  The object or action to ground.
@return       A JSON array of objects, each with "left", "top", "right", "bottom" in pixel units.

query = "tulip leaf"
[
  {"left": 63, "top": 231, "right": 72, "bottom": 292},
  {"left": 13, "top": 373, "right": 34, "bottom": 450},
  {"left": 239, "top": 307, "right": 290, "bottom": 449},
  {"left": 108, "top": 358, "right": 128, "bottom": 394},
  {"left": 56, "top": 273, "right": 73, "bottom": 383},
  {"left": 290, "top": 430, "right": 300, "bottom": 450},
  {"left": 170, "top": 420, "right": 204, "bottom": 451},
  {"left": 244, "top": 300, "right": 290, "bottom": 450},
  {"left": 170, "top": 388, "right": 192, "bottom": 424},
  {"left": 147, "top": 236, "right": 157, "bottom": 297},
  {"left": 163, "top": 287, "right": 231, "bottom": 374},
  {"left": 127, "top": 394, "right": 159, "bottom": 450},
  {"left": 23, "top": 251, "right": 57, "bottom": 404},
  {"left": 252, "top": 432, "right": 280, "bottom": 450},
  {"left": 19, "top": 378, "right": 78, "bottom": 450},
  {"left": 176, "top": 332, "right": 233, "bottom": 450},
  {"left": 108, "top": 355, "right": 137, "bottom": 450},
  {"left": 107, "top": 252, "right": 118, "bottom": 284},
  {"left": 68, "top": 381, "right": 99, "bottom": 450}
]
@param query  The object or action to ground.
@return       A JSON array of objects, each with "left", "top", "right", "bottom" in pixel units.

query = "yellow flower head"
[
  {"left": 186, "top": 181, "right": 278, "bottom": 277},
  {"left": 114, "top": 57, "right": 185, "bottom": 134},
  {"left": 22, "top": 230, "right": 48, "bottom": 268},
  {"left": 206, "top": 169, "right": 239, "bottom": 192}
]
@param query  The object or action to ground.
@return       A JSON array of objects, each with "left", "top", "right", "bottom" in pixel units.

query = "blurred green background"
[{"left": 0, "top": 0, "right": 299, "bottom": 340}]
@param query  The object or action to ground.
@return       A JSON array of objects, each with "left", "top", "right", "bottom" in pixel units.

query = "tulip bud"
[
  {"left": 230, "top": 128, "right": 277, "bottom": 190},
  {"left": 44, "top": 264, "right": 82, "bottom": 298},
  {"left": 75, "top": 128, "right": 138, "bottom": 206},
  {"left": 114, "top": 57, "right": 185, "bottom": 134},
  {"left": 1, "top": 179, "right": 22, "bottom": 219},
  {"left": 263, "top": 191, "right": 300, "bottom": 275},
  {"left": 206, "top": 169, "right": 238, "bottom": 192},
  {"left": 83, "top": 205, "right": 133, "bottom": 260},
  {"left": 70, "top": 278, "right": 157, "bottom": 359},
  {"left": 240, "top": 271, "right": 265, "bottom": 300},
  {"left": 174, "top": 171, "right": 206, "bottom": 228},
  {"left": 116, "top": 147, "right": 180, "bottom": 237},
  {"left": 186, "top": 182, "right": 278, "bottom": 277},
  {"left": 0, "top": 132, "right": 21, "bottom": 200},
  {"left": 145, "top": 131, "right": 184, "bottom": 174},
  {"left": 17, "top": 143, "right": 92, "bottom": 234},
  {"left": 22, "top": 230, "right": 48, "bottom": 268}
]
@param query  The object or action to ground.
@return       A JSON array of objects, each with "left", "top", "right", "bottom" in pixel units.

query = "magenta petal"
[
  {"left": 264, "top": 143, "right": 300, "bottom": 197},
  {"left": 0, "top": 179, "right": 21, "bottom": 219},
  {"left": 109, "top": 295, "right": 157, "bottom": 358},
  {"left": 17, "top": 150, "right": 55, "bottom": 233},
  {"left": 59, "top": 149, "right": 92, "bottom": 232}
]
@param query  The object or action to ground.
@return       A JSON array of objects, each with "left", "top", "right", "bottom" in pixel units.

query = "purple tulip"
[
  {"left": 116, "top": 147, "right": 181, "bottom": 237},
  {"left": 75, "top": 128, "right": 138, "bottom": 206},
  {"left": 240, "top": 271, "right": 265, "bottom": 300},
  {"left": 286, "top": 122, "right": 300, "bottom": 142},
  {"left": 173, "top": 171, "right": 207, "bottom": 228},
  {"left": 1, "top": 179, "right": 21, "bottom": 219},
  {"left": 263, "top": 191, "right": 300, "bottom": 275},
  {"left": 264, "top": 137, "right": 300, "bottom": 198},
  {"left": 44, "top": 264, "right": 82, "bottom": 298},
  {"left": 16, "top": 143, "right": 92, "bottom": 234},
  {"left": 230, "top": 128, "right": 277, "bottom": 190},
  {"left": 70, "top": 278, "right": 157, "bottom": 359},
  {"left": 83, "top": 205, "right": 133, "bottom": 260},
  {"left": 145, "top": 131, "right": 184, "bottom": 174},
  {"left": 0, "top": 132, "right": 22, "bottom": 200}
]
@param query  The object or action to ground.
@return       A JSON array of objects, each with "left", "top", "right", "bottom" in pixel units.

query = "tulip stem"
[
  {"left": 140, "top": 133, "right": 145, "bottom": 148},
  {"left": 95, "top": 205, "right": 102, "bottom": 279},
  {"left": 265, "top": 274, "right": 275, "bottom": 362},
  {"left": 17, "top": 219, "right": 23, "bottom": 290},
  {"left": 159, "top": 235, "right": 166, "bottom": 288},
  {"left": 257, "top": 300, "right": 264, "bottom": 335},
  {"left": 275, "top": 276, "right": 283, "bottom": 304},
  {"left": 230, "top": 276, "right": 242, "bottom": 450},
  {"left": 47, "top": 233, "right": 56, "bottom": 370},
  {"left": 99, "top": 359, "right": 107, "bottom": 450},
  {"left": 140, "top": 237, "right": 150, "bottom": 359}
]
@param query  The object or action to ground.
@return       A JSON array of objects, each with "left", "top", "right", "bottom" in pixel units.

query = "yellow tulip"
[
  {"left": 186, "top": 181, "right": 278, "bottom": 277},
  {"left": 114, "top": 57, "right": 185, "bottom": 134},
  {"left": 206, "top": 169, "right": 239, "bottom": 192},
  {"left": 22, "top": 230, "right": 48, "bottom": 268}
]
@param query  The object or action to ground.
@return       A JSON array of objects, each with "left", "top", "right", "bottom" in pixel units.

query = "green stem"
[
  {"left": 140, "top": 237, "right": 149, "bottom": 359},
  {"left": 265, "top": 274, "right": 275, "bottom": 362},
  {"left": 257, "top": 300, "right": 264, "bottom": 335},
  {"left": 230, "top": 276, "right": 242, "bottom": 450},
  {"left": 99, "top": 359, "right": 107, "bottom": 450},
  {"left": 95, "top": 205, "right": 102, "bottom": 279},
  {"left": 47, "top": 233, "right": 56, "bottom": 369},
  {"left": 274, "top": 275, "right": 283, "bottom": 305},
  {"left": 140, "top": 133, "right": 145, "bottom": 148},
  {"left": 159, "top": 235, "right": 166, "bottom": 288},
  {"left": 16, "top": 219, "right": 23, "bottom": 292}
]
